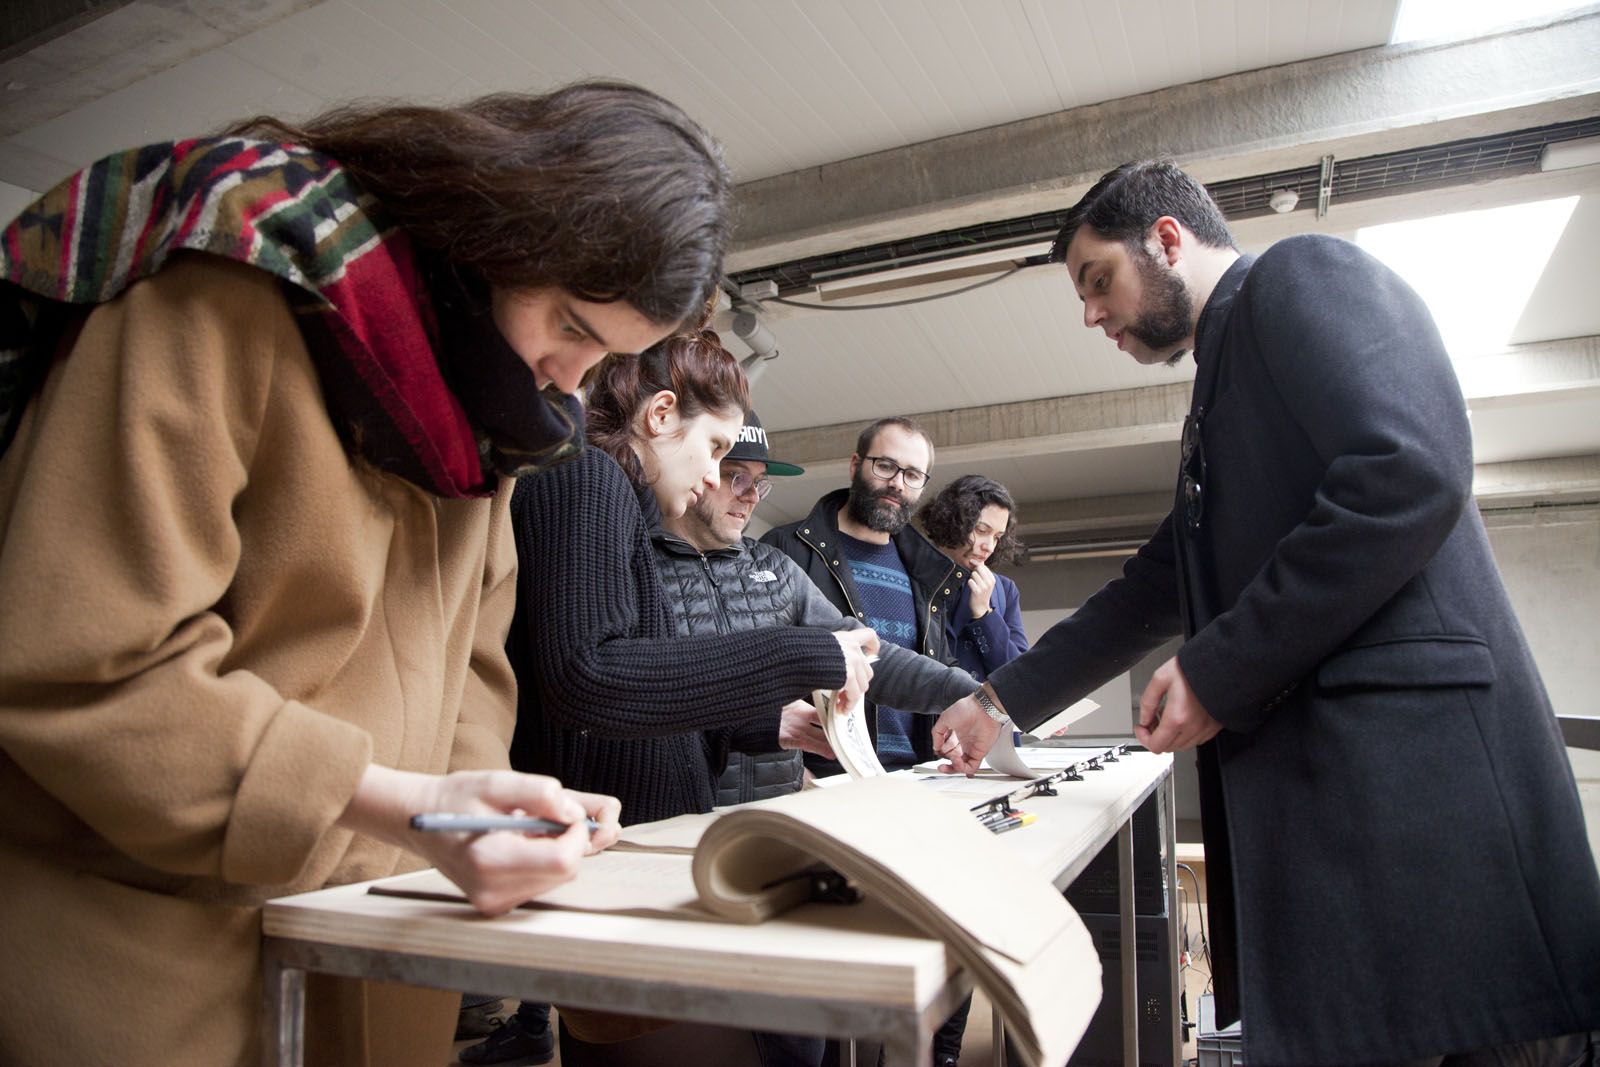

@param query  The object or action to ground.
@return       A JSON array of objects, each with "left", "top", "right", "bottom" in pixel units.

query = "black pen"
[{"left": 409, "top": 813, "right": 601, "bottom": 835}]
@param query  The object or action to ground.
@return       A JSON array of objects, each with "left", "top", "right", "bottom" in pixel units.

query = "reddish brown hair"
[{"left": 584, "top": 330, "right": 750, "bottom": 484}]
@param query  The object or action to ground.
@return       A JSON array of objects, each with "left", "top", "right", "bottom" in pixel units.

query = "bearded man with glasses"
[{"left": 761, "top": 416, "right": 969, "bottom": 779}]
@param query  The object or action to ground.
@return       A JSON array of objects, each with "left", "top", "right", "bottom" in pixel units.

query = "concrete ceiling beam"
[
  {"left": 767, "top": 335, "right": 1600, "bottom": 472},
  {"left": 730, "top": 9, "right": 1600, "bottom": 271}
]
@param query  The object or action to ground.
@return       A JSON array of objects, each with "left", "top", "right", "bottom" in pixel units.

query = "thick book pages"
[
  {"left": 815, "top": 687, "right": 887, "bottom": 777},
  {"left": 690, "top": 775, "right": 1101, "bottom": 1066}
]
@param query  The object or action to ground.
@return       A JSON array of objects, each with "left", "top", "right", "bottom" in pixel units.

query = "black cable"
[
  {"left": 766, "top": 264, "right": 1024, "bottom": 311},
  {"left": 1176, "top": 862, "right": 1214, "bottom": 994}
]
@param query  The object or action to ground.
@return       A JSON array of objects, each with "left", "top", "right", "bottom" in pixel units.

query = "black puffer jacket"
[{"left": 651, "top": 527, "right": 979, "bottom": 801}]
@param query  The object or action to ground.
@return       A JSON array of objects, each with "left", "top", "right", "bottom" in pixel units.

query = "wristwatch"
[{"left": 975, "top": 688, "right": 1010, "bottom": 726}]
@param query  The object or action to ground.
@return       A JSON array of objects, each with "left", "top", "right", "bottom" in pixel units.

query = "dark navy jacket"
[{"left": 945, "top": 569, "right": 1029, "bottom": 681}]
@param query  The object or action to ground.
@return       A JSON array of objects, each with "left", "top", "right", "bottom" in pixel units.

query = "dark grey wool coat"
[{"left": 989, "top": 236, "right": 1600, "bottom": 1066}]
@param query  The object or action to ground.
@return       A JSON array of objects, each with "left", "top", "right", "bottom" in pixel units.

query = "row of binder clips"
[
  {"left": 968, "top": 743, "right": 1138, "bottom": 825},
  {"left": 794, "top": 744, "right": 1140, "bottom": 906}
]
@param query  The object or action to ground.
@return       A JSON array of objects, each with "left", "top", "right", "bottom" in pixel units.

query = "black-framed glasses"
[
  {"left": 862, "top": 455, "right": 929, "bottom": 489},
  {"left": 1180, "top": 407, "right": 1206, "bottom": 530},
  {"left": 727, "top": 469, "right": 773, "bottom": 500}
]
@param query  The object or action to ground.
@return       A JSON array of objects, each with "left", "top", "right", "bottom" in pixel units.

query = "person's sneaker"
[
  {"left": 457, "top": 1015, "right": 556, "bottom": 1066},
  {"left": 454, "top": 998, "right": 504, "bottom": 1041}
]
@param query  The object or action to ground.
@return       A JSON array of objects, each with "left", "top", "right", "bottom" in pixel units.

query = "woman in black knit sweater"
[
  {"left": 484, "top": 331, "right": 874, "bottom": 1067},
  {"left": 506, "top": 331, "right": 877, "bottom": 828}
]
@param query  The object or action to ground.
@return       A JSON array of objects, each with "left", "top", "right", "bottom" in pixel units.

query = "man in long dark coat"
[{"left": 934, "top": 160, "right": 1600, "bottom": 1067}]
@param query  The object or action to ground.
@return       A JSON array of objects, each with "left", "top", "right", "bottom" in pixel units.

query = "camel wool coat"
[{"left": 0, "top": 256, "right": 520, "bottom": 1066}]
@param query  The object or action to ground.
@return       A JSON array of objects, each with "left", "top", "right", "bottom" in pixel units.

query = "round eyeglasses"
[
  {"left": 862, "top": 455, "right": 929, "bottom": 489},
  {"left": 727, "top": 469, "right": 773, "bottom": 500}
]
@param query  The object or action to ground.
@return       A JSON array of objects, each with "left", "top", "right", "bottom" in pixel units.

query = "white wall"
[{"left": 1483, "top": 507, "right": 1600, "bottom": 719}]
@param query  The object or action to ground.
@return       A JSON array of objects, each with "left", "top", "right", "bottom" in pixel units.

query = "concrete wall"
[{"left": 1482, "top": 506, "right": 1600, "bottom": 719}]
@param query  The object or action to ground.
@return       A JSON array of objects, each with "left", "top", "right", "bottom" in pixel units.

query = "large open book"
[{"left": 377, "top": 775, "right": 1101, "bottom": 1066}]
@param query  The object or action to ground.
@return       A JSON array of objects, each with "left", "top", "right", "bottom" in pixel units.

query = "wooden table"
[{"left": 262, "top": 748, "right": 1175, "bottom": 1067}]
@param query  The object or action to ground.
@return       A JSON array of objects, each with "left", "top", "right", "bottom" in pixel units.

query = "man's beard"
[
  {"left": 687, "top": 494, "right": 743, "bottom": 547},
  {"left": 846, "top": 467, "right": 915, "bottom": 534},
  {"left": 1127, "top": 247, "right": 1193, "bottom": 357}
]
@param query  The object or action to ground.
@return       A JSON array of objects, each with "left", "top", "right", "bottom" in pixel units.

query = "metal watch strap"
[{"left": 976, "top": 688, "right": 1009, "bottom": 725}]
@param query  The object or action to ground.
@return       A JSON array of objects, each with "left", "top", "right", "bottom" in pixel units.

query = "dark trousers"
[
  {"left": 1377, "top": 1031, "right": 1595, "bottom": 1067},
  {"left": 514, "top": 1000, "right": 552, "bottom": 1031},
  {"left": 753, "top": 1031, "right": 826, "bottom": 1067},
  {"left": 933, "top": 994, "right": 972, "bottom": 1059},
  {"left": 819, "top": 996, "right": 972, "bottom": 1066}
]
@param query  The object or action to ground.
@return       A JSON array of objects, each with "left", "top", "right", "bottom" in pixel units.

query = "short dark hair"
[
  {"left": 228, "top": 81, "right": 733, "bottom": 330},
  {"left": 1049, "top": 160, "right": 1236, "bottom": 264},
  {"left": 918, "top": 474, "right": 1025, "bottom": 566},
  {"left": 855, "top": 416, "right": 935, "bottom": 470}
]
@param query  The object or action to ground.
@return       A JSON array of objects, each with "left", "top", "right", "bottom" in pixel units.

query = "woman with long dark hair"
[{"left": 0, "top": 82, "right": 732, "bottom": 1066}]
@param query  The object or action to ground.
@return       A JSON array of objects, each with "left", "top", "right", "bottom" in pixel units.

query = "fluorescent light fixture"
[
  {"left": 1355, "top": 196, "right": 1578, "bottom": 358},
  {"left": 813, "top": 240, "right": 1053, "bottom": 295},
  {"left": 1390, "top": 0, "right": 1591, "bottom": 43},
  {"left": 731, "top": 309, "right": 780, "bottom": 385},
  {"left": 1541, "top": 137, "right": 1600, "bottom": 172}
]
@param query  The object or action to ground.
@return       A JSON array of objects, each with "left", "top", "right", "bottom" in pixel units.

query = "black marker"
[{"left": 409, "top": 813, "right": 601, "bottom": 835}]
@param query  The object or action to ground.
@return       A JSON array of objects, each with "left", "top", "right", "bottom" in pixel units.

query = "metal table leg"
[
  {"left": 261, "top": 940, "right": 306, "bottom": 1067},
  {"left": 1118, "top": 818, "right": 1137, "bottom": 1067}
]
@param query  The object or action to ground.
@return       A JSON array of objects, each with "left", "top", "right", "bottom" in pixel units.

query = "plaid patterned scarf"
[{"left": 0, "top": 138, "right": 580, "bottom": 496}]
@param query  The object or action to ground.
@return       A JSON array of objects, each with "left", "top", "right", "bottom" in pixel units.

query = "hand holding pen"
[{"left": 341, "top": 765, "right": 621, "bottom": 916}]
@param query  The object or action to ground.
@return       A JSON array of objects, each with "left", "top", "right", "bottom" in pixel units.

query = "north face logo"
[{"left": 749, "top": 570, "right": 777, "bottom": 583}]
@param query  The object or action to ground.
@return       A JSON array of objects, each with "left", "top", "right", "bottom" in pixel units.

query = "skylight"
[
  {"left": 1354, "top": 197, "right": 1579, "bottom": 358},
  {"left": 1390, "top": 0, "right": 1592, "bottom": 43}
]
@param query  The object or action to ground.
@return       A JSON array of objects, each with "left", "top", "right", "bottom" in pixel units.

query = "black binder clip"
[{"left": 808, "top": 869, "right": 862, "bottom": 906}]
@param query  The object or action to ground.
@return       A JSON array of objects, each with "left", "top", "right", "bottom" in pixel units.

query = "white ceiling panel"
[
  {"left": 746, "top": 266, "right": 1197, "bottom": 433},
  {"left": 1469, "top": 390, "right": 1600, "bottom": 465},
  {"left": 0, "top": 0, "right": 1402, "bottom": 192}
]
